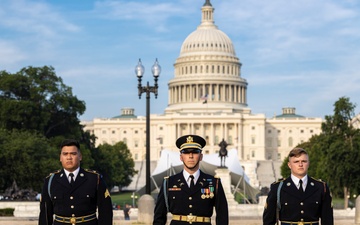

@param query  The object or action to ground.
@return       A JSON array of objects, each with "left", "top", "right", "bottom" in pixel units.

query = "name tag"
[{"left": 169, "top": 188, "right": 181, "bottom": 191}]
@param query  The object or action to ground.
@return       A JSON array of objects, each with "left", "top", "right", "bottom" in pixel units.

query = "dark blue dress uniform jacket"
[
  {"left": 153, "top": 170, "right": 229, "bottom": 225},
  {"left": 38, "top": 168, "right": 113, "bottom": 225},
  {"left": 263, "top": 177, "right": 333, "bottom": 225}
]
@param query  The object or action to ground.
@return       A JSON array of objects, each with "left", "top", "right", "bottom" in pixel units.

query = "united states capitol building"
[{"left": 82, "top": 0, "right": 322, "bottom": 189}]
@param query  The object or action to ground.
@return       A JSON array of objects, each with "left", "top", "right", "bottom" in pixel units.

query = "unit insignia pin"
[
  {"left": 287, "top": 182, "right": 291, "bottom": 186},
  {"left": 310, "top": 182, "right": 314, "bottom": 186}
]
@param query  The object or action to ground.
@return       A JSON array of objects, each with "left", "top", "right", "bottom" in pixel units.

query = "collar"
[
  {"left": 291, "top": 174, "right": 308, "bottom": 188},
  {"left": 64, "top": 167, "right": 80, "bottom": 181},
  {"left": 183, "top": 169, "right": 200, "bottom": 184}
]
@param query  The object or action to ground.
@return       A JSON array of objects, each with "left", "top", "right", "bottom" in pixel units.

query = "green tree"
[
  {"left": 0, "top": 129, "right": 59, "bottom": 192},
  {"left": 0, "top": 66, "right": 86, "bottom": 139},
  {"left": 320, "top": 97, "right": 359, "bottom": 207},
  {"left": 92, "top": 142, "right": 137, "bottom": 189},
  {"left": 0, "top": 66, "right": 99, "bottom": 192}
]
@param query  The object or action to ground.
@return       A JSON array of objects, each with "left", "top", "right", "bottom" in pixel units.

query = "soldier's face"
[
  {"left": 180, "top": 149, "right": 203, "bottom": 172},
  {"left": 60, "top": 146, "right": 82, "bottom": 172},
  {"left": 287, "top": 153, "right": 309, "bottom": 178}
]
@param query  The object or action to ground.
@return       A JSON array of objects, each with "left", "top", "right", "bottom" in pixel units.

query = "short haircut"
[
  {"left": 60, "top": 139, "right": 80, "bottom": 151},
  {"left": 288, "top": 147, "right": 308, "bottom": 160}
]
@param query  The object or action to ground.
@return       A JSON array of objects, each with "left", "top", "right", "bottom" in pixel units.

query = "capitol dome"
[
  {"left": 165, "top": 0, "right": 249, "bottom": 114},
  {"left": 180, "top": 26, "right": 236, "bottom": 57}
]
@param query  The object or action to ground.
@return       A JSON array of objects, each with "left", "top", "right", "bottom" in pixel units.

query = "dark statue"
[
  {"left": 1, "top": 180, "right": 38, "bottom": 201},
  {"left": 218, "top": 139, "right": 228, "bottom": 168}
]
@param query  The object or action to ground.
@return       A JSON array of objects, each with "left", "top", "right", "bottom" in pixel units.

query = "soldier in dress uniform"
[
  {"left": 263, "top": 148, "right": 333, "bottom": 225},
  {"left": 153, "top": 134, "right": 229, "bottom": 225},
  {"left": 38, "top": 139, "right": 113, "bottom": 225}
]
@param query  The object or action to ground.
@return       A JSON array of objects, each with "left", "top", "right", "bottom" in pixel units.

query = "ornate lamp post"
[{"left": 135, "top": 58, "right": 161, "bottom": 195}]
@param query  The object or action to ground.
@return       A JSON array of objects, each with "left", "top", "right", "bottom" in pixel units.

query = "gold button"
[
  {"left": 70, "top": 196, "right": 73, "bottom": 200},
  {"left": 301, "top": 210, "right": 304, "bottom": 214},
  {"left": 189, "top": 205, "right": 193, "bottom": 208},
  {"left": 300, "top": 202, "right": 303, "bottom": 205},
  {"left": 71, "top": 205, "right": 74, "bottom": 208},
  {"left": 189, "top": 197, "right": 192, "bottom": 200}
]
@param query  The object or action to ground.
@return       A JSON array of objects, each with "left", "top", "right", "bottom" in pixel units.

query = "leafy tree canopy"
[{"left": 0, "top": 66, "right": 136, "bottom": 193}]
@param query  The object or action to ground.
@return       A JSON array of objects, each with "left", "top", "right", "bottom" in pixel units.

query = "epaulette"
[
  {"left": 46, "top": 170, "right": 61, "bottom": 178},
  {"left": 311, "top": 177, "right": 328, "bottom": 195},
  {"left": 214, "top": 175, "right": 220, "bottom": 179},
  {"left": 311, "top": 177, "right": 326, "bottom": 184},
  {"left": 272, "top": 178, "right": 285, "bottom": 184},
  {"left": 164, "top": 176, "right": 169, "bottom": 179},
  {"left": 84, "top": 169, "right": 100, "bottom": 175}
]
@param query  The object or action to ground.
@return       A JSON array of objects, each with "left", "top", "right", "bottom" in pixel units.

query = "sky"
[{"left": 0, "top": 0, "right": 359, "bottom": 121}]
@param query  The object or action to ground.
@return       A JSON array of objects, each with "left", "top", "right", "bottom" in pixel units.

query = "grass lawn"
[{"left": 111, "top": 191, "right": 140, "bottom": 209}]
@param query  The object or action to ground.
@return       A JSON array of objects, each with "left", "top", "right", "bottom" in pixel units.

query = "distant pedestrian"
[{"left": 123, "top": 204, "right": 131, "bottom": 220}]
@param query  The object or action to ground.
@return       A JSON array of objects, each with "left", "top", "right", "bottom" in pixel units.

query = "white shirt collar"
[
  {"left": 291, "top": 174, "right": 308, "bottom": 189},
  {"left": 183, "top": 169, "right": 200, "bottom": 186},
  {"left": 64, "top": 167, "right": 80, "bottom": 181}
]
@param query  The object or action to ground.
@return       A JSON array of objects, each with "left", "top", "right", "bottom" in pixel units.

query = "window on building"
[
  {"left": 251, "top": 136, "right": 256, "bottom": 144},
  {"left": 252, "top": 151, "right": 255, "bottom": 158},
  {"left": 123, "top": 138, "right": 127, "bottom": 144},
  {"left": 310, "top": 129, "right": 313, "bottom": 133},
  {"left": 228, "top": 136, "right": 233, "bottom": 145},
  {"left": 289, "top": 130, "right": 292, "bottom": 133},
  {"left": 277, "top": 139, "right": 281, "bottom": 147},
  {"left": 112, "top": 130, "right": 115, "bottom": 134},
  {"left": 123, "top": 131, "right": 127, "bottom": 134},
  {"left": 159, "top": 126, "right": 163, "bottom": 130},
  {"left": 300, "top": 130, "right": 304, "bottom": 133},
  {"left": 135, "top": 130, "right": 138, "bottom": 134},
  {"left": 288, "top": 137, "right": 293, "bottom": 147},
  {"left": 135, "top": 153, "right": 138, "bottom": 160},
  {"left": 268, "top": 129, "right": 272, "bottom": 133},
  {"left": 102, "top": 130, "right": 106, "bottom": 134},
  {"left": 135, "top": 140, "right": 138, "bottom": 147},
  {"left": 252, "top": 126, "right": 255, "bottom": 130},
  {"left": 215, "top": 136, "right": 219, "bottom": 145},
  {"left": 278, "top": 130, "right": 281, "bottom": 134}
]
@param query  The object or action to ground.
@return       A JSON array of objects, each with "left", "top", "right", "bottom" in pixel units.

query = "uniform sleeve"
[
  {"left": 262, "top": 183, "right": 277, "bottom": 225},
  {"left": 215, "top": 178, "right": 229, "bottom": 225},
  {"left": 38, "top": 178, "right": 53, "bottom": 225},
  {"left": 153, "top": 178, "right": 168, "bottom": 225},
  {"left": 320, "top": 183, "right": 334, "bottom": 225},
  {"left": 97, "top": 175, "right": 113, "bottom": 225}
]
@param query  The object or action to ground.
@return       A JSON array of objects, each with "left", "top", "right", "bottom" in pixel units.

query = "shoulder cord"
[
  {"left": 276, "top": 181, "right": 284, "bottom": 225},
  {"left": 47, "top": 173, "right": 55, "bottom": 199},
  {"left": 163, "top": 178, "right": 169, "bottom": 212}
]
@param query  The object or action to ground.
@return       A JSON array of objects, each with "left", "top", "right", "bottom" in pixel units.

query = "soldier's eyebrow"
[{"left": 62, "top": 151, "right": 78, "bottom": 155}]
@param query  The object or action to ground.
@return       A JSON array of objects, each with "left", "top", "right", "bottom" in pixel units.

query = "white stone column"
[{"left": 214, "top": 168, "right": 239, "bottom": 216}]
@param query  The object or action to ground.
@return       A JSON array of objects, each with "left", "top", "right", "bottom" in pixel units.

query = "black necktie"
[
  {"left": 69, "top": 173, "right": 75, "bottom": 185},
  {"left": 299, "top": 179, "right": 304, "bottom": 193},
  {"left": 189, "top": 175, "right": 195, "bottom": 191}
]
